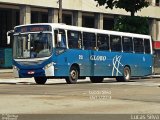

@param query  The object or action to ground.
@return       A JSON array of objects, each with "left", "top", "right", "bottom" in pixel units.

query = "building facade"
[{"left": 0, "top": 0, "right": 160, "bottom": 67}]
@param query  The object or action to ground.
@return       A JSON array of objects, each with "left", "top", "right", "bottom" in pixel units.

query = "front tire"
[
  {"left": 65, "top": 66, "right": 79, "bottom": 84},
  {"left": 90, "top": 77, "right": 104, "bottom": 83},
  {"left": 116, "top": 66, "right": 131, "bottom": 82},
  {"left": 34, "top": 77, "right": 47, "bottom": 85}
]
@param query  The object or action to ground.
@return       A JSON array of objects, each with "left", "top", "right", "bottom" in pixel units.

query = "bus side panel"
[
  {"left": 67, "top": 49, "right": 92, "bottom": 76},
  {"left": 137, "top": 54, "right": 153, "bottom": 76},
  {"left": 119, "top": 53, "right": 139, "bottom": 76},
  {"left": 53, "top": 51, "right": 70, "bottom": 77},
  {"left": 121, "top": 53, "right": 153, "bottom": 77},
  {"left": 92, "top": 51, "right": 124, "bottom": 77},
  {"left": 91, "top": 50, "right": 112, "bottom": 76},
  {"left": 53, "top": 49, "right": 153, "bottom": 77},
  {"left": 54, "top": 49, "right": 92, "bottom": 77},
  {"left": 144, "top": 54, "right": 153, "bottom": 75}
]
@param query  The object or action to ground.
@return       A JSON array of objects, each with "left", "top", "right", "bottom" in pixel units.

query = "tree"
[
  {"left": 114, "top": 16, "right": 149, "bottom": 34},
  {"left": 95, "top": 0, "right": 149, "bottom": 16},
  {"left": 95, "top": 0, "right": 150, "bottom": 34}
]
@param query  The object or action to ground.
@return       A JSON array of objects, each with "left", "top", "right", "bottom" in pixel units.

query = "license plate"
[{"left": 28, "top": 71, "right": 35, "bottom": 75}]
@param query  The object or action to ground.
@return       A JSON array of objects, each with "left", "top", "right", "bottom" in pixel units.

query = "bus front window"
[{"left": 13, "top": 33, "right": 52, "bottom": 59}]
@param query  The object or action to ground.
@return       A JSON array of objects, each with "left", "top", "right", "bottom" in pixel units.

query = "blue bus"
[{"left": 11, "top": 23, "right": 153, "bottom": 84}]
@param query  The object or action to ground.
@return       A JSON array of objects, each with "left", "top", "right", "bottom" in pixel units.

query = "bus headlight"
[
  {"left": 13, "top": 65, "right": 19, "bottom": 77},
  {"left": 13, "top": 65, "right": 19, "bottom": 71},
  {"left": 43, "top": 62, "right": 55, "bottom": 76},
  {"left": 44, "top": 62, "right": 56, "bottom": 70}
]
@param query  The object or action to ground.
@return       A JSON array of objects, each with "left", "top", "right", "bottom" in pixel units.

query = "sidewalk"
[
  {"left": 0, "top": 69, "right": 13, "bottom": 79},
  {"left": 0, "top": 69, "right": 12, "bottom": 73},
  {"left": 150, "top": 74, "right": 160, "bottom": 78}
]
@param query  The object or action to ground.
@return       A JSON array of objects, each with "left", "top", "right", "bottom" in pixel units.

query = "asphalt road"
[{"left": 0, "top": 76, "right": 160, "bottom": 120}]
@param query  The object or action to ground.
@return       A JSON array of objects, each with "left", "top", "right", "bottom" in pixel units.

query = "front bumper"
[{"left": 13, "top": 65, "right": 54, "bottom": 78}]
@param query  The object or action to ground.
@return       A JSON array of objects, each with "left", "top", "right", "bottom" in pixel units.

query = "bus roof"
[{"left": 15, "top": 23, "right": 151, "bottom": 39}]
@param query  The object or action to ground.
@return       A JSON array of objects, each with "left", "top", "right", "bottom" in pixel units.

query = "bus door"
[
  {"left": 79, "top": 50, "right": 92, "bottom": 76},
  {"left": 83, "top": 32, "right": 96, "bottom": 76},
  {"left": 90, "top": 50, "right": 111, "bottom": 76},
  {"left": 89, "top": 34, "right": 111, "bottom": 76}
]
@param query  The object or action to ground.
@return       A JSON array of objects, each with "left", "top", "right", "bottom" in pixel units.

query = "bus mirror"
[
  {"left": 7, "top": 36, "right": 11, "bottom": 45},
  {"left": 7, "top": 30, "right": 14, "bottom": 45},
  {"left": 57, "top": 34, "right": 62, "bottom": 43},
  {"left": 28, "top": 34, "right": 31, "bottom": 50}
]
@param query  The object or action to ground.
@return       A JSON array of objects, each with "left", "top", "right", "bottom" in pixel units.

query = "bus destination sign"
[{"left": 15, "top": 25, "right": 52, "bottom": 33}]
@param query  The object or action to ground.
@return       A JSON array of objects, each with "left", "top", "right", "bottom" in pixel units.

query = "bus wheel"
[
  {"left": 116, "top": 66, "right": 131, "bottom": 82},
  {"left": 65, "top": 66, "right": 79, "bottom": 84},
  {"left": 34, "top": 77, "right": 47, "bottom": 85},
  {"left": 90, "top": 77, "right": 104, "bottom": 83}
]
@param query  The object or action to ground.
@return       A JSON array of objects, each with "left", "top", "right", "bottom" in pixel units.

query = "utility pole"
[{"left": 59, "top": 0, "right": 62, "bottom": 23}]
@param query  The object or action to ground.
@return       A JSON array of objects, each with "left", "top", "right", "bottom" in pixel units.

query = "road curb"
[
  {"left": 0, "top": 69, "right": 12, "bottom": 73},
  {"left": 150, "top": 75, "right": 160, "bottom": 78}
]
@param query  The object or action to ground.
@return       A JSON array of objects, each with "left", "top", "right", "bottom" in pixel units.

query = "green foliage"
[
  {"left": 94, "top": 0, "right": 149, "bottom": 16},
  {"left": 95, "top": 0, "right": 115, "bottom": 9},
  {"left": 114, "top": 16, "right": 149, "bottom": 35},
  {"left": 94, "top": 0, "right": 150, "bottom": 34}
]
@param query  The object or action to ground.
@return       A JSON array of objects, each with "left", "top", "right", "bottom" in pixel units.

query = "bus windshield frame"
[{"left": 13, "top": 32, "right": 53, "bottom": 59}]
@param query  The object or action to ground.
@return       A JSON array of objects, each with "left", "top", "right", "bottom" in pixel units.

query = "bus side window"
[
  {"left": 59, "top": 29, "right": 67, "bottom": 48},
  {"left": 67, "top": 30, "right": 81, "bottom": 49},
  {"left": 110, "top": 35, "right": 122, "bottom": 52},
  {"left": 97, "top": 34, "right": 109, "bottom": 51},
  {"left": 144, "top": 39, "right": 151, "bottom": 54},
  {"left": 54, "top": 29, "right": 67, "bottom": 48},
  {"left": 83, "top": 32, "right": 96, "bottom": 50},
  {"left": 133, "top": 38, "right": 144, "bottom": 53},
  {"left": 122, "top": 36, "right": 133, "bottom": 53}
]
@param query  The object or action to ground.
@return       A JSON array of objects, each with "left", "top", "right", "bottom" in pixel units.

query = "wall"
[{"left": 0, "top": 0, "right": 160, "bottom": 18}]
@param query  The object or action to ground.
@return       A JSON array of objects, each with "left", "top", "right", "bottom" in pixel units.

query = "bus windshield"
[{"left": 13, "top": 33, "right": 52, "bottom": 59}]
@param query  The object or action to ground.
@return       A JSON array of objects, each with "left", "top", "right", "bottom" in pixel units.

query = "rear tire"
[
  {"left": 90, "top": 77, "right": 104, "bottom": 83},
  {"left": 116, "top": 66, "right": 131, "bottom": 82},
  {"left": 65, "top": 66, "right": 79, "bottom": 84},
  {"left": 34, "top": 77, "right": 47, "bottom": 84}
]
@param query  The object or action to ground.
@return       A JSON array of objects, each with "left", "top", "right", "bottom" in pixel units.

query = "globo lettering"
[{"left": 90, "top": 55, "right": 106, "bottom": 61}]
